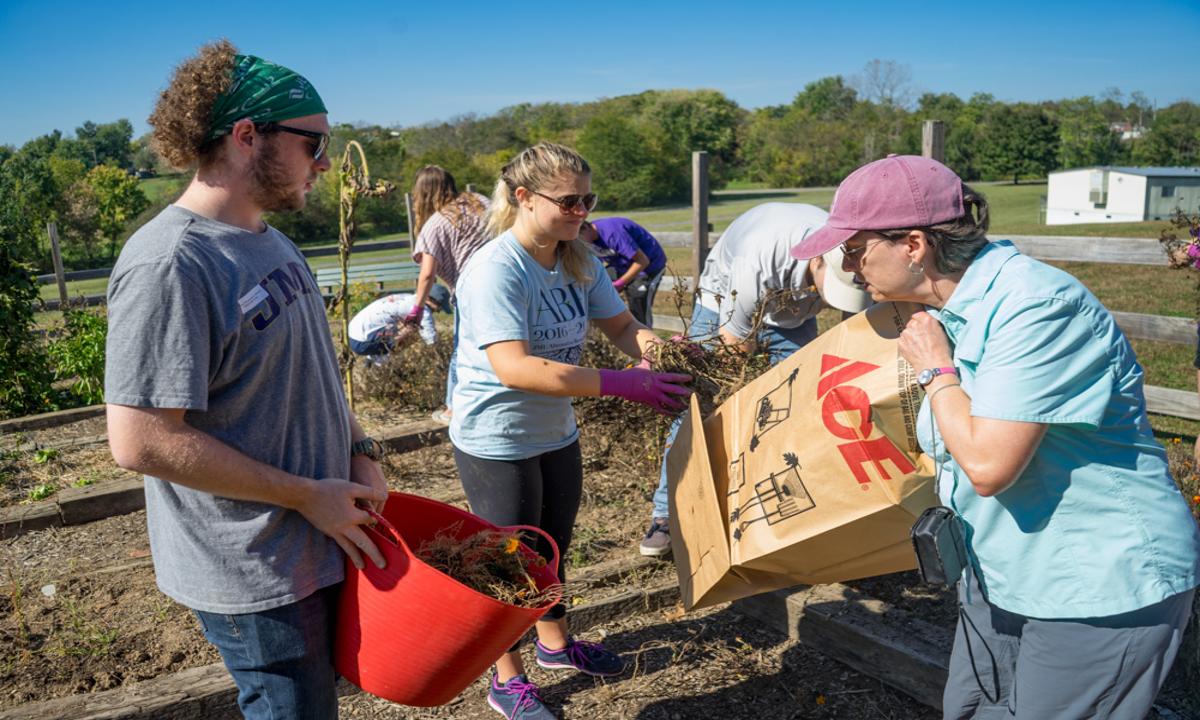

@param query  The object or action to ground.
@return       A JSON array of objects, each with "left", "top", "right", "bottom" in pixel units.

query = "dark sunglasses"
[
  {"left": 530, "top": 189, "right": 598, "bottom": 214},
  {"left": 254, "top": 122, "right": 329, "bottom": 161}
]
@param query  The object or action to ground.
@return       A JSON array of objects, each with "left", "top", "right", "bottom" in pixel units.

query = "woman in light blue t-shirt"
[{"left": 450, "top": 143, "right": 690, "bottom": 719}]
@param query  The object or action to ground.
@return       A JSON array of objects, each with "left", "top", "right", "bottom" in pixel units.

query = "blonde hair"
[
  {"left": 486, "top": 143, "right": 594, "bottom": 284},
  {"left": 410, "top": 165, "right": 485, "bottom": 237}
]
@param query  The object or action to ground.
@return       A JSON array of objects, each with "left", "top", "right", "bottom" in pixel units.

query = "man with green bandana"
[{"left": 104, "top": 42, "right": 387, "bottom": 719}]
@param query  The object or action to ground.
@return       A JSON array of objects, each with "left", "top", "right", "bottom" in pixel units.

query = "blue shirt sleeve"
[
  {"left": 458, "top": 257, "right": 530, "bottom": 349},
  {"left": 587, "top": 256, "right": 630, "bottom": 320},
  {"left": 969, "top": 297, "right": 1114, "bottom": 429}
]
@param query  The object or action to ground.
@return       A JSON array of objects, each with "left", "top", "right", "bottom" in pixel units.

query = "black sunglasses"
[
  {"left": 530, "top": 189, "right": 598, "bottom": 214},
  {"left": 254, "top": 122, "right": 329, "bottom": 161}
]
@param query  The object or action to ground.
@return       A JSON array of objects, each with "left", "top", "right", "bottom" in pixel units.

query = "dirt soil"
[
  {"left": 338, "top": 603, "right": 938, "bottom": 720},
  {"left": 0, "top": 413, "right": 131, "bottom": 508},
  {"left": 0, "top": 404, "right": 938, "bottom": 718},
  {"left": 1, "top": 402, "right": 1197, "bottom": 718}
]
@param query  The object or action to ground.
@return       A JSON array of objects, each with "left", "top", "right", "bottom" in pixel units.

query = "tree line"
[{"left": 2, "top": 70, "right": 1198, "bottom": 273}]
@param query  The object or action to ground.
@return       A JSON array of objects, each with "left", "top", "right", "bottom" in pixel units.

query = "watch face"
[{"left": 917, "top": 369, "right": 934, "bottom": 386}]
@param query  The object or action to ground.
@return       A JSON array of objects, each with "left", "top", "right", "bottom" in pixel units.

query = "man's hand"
[
  {"left": 391, "top": 323, "right": 419, "bottom": 348},
  {"left": 351, "top": 454, "right": 389, "bottom": 513},
  {"left": 295, "top": 478, "right": 389, "bottom": 570}
]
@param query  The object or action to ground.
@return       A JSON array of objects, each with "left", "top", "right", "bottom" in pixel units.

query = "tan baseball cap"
[{"left": 819, "top": 244, "right": 872, "bottom": 313}]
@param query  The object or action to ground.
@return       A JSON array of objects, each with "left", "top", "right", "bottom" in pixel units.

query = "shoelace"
[
  {"left": 499, "top": 677, "right": 541, "bottom": 719},
  {"left": 565, "top": 639, "right": 607, "bottom": 668}
]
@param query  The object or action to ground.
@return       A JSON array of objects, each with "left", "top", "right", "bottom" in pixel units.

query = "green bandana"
[{"left": 205, "top": 54, "right": 327, "bottom": 141}]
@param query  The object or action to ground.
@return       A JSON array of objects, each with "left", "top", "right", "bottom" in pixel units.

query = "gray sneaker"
[
  {"left": 639, "top": 517, "right": 671, "bottom": 557},
  {"left": 487, "top": 674, "right": 556, "bottom": 719}
]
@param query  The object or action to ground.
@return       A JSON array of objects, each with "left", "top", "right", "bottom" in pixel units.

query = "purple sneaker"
[
  {"left": 535, "top": 637, "right": 625, "bottom": 677},
  {"left": 487, "top": 674, "right": 556, "bottom": 719}
]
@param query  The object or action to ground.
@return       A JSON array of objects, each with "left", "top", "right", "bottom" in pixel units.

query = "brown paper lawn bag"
[{"left": 667, "top": 301, "right": 938, "bottom": 610}]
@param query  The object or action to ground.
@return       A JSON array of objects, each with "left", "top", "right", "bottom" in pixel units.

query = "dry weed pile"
[
  {"left": 415, "top": 523, "right": 564, "bottom": 608},
  {"left": 359, "top": 334, "right": 454, "bottom": 412},
  {"left": 575, "top": 277, "right": 780, "bottom": 474}
]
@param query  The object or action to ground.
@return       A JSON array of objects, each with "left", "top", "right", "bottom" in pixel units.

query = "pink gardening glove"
[
  {"left": 612, "top": 278, "right": 628, "bottom": 291},
  {"left": 403, "top": 304, "right": 425, "bottom": 325},
  {"left": 598, "top": 368, "right": 691, "bottom": 414}
]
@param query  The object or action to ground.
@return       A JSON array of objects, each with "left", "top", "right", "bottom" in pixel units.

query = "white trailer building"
[{"left": 1045, "top": 166, "right": 1200, "bottom": 225}]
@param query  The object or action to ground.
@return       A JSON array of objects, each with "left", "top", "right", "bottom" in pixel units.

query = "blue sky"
[{"left": 1, "top": 0, "right": 1198, "bottom": 147}]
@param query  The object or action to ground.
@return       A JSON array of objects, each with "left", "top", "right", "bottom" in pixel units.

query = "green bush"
[
  {"left": 0, "top": 246, "right": 57, "bottom": 418},
  {"left": 47, "top": 307, "right": 108, "bottom": 407}
]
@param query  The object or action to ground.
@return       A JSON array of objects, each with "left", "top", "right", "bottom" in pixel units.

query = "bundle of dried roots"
[{"left": 415, "top": 523, "right": 565, "bottom": 609}]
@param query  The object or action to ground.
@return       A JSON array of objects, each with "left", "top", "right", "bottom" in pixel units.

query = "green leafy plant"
[
  {"left": 33, "top": 447, "right": 58, "bottom": 464},
  {"left": 26, "top": 483, "right": 54, "bottom": 502},
  {"left": 0, "top": 245, "right": 57, "bottom": 419},
  {"left": 46, "top": 307, "right": 107, "bottom": 406}
]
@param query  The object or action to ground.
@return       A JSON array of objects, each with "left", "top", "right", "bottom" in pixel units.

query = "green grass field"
[
  {"left": 596, "top": 182, "right": 1174, "bottom": 239},
  {"left": 139, "top": 174, "right": 188, "bottom": 204}
]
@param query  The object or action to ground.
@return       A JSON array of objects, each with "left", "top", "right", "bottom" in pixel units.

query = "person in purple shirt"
[{"left": 580, "top": 217, "right": 668, "bottom": 327}]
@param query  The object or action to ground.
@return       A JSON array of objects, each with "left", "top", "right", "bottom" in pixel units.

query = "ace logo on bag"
[{"left": 667, "top": 302, "right": 937, "bottom": 610}]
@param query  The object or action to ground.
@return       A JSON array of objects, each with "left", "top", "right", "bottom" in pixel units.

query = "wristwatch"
[
  {"left": 351, "top": 437, "right": 386, "bottom": 462},
  {"left": 917, "top": 366, "right": 958, "bottom": 387}
]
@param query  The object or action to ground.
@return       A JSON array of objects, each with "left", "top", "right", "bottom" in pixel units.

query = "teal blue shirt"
[
  {"left": 919, "top": 240, "right": 1200, "bottom": 619},
  {"left": 450, "top": 231, "right": 627, "bottom": 460}
]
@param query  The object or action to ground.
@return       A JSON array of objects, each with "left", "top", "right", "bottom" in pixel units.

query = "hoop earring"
[{"left": 908, "top": 261, "right": 924, "bottom": 275}]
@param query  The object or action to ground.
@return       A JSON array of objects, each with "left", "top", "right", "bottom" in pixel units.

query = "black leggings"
[{"left": 453, "top": 440, "right": 582, "bottom": 623}]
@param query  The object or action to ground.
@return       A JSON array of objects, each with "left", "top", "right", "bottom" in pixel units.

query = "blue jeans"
[
  {"left": 445, "top": 339, "right": 458, "bottom": 410},
  {"left": 193, "top": 584, "right": 340, "bottom": 720},
  {"left": 651, "top": 305, "right": 817, "bottom": 519},
  {"left": 445, "top": 308, "right": 459, "bottom": 410}
]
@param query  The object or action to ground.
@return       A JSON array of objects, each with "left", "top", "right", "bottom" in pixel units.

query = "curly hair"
[{"left": 148, "top": 39, "right": 238, "bottom": 170}]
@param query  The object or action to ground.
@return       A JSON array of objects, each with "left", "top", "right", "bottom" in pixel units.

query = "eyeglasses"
[
  {"left": 254, "top": 122, "right": 329, "bottom": 161},
  {"left": 530, "top": 189, "right": 598, "bottom": 215},
  {"left": 839, "top": 237, "right": 888, "bottom": 260}
]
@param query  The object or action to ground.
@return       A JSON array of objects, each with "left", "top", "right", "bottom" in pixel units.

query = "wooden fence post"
[
  {"left": 405, "top": 192, "right": 416, "bottom": 244},
  {"left": 922, "top": 120, "right": 945, "bottom": 163},
  {"left": 691, "top": 151, "right": 710, "bottom": 290},
  {"left": 46, "top": 222, "right": 69, "bottom": 309}
]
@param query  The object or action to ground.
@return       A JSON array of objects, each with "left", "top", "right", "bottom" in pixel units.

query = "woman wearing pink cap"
[{"left": 792, "top": 155, "right": 1199, "bottom": 719}]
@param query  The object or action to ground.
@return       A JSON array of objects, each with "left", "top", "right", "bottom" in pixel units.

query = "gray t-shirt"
[{"left": 104, "top": 205, "right": 351, "bottom": 614}]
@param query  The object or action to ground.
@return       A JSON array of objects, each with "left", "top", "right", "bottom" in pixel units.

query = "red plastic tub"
[{"left": 335, "top": 492, "right": 561, "bottom": 706}]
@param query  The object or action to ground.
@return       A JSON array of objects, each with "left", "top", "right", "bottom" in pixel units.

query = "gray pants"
[{"left": 944, "top": 567, "right": 1193, "bottom": 719}]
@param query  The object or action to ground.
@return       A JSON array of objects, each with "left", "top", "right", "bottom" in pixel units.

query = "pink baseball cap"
[{"left": 790, "top": 155, "right": 965, "bottom": 260}]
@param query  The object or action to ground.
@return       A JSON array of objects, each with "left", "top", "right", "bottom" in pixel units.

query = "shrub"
[
  {"left": 47, "top": 307, "right": 108, "bottom": 407},
  {"left": 0, "top": 246, "right": 57, "bottom": 418}
]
